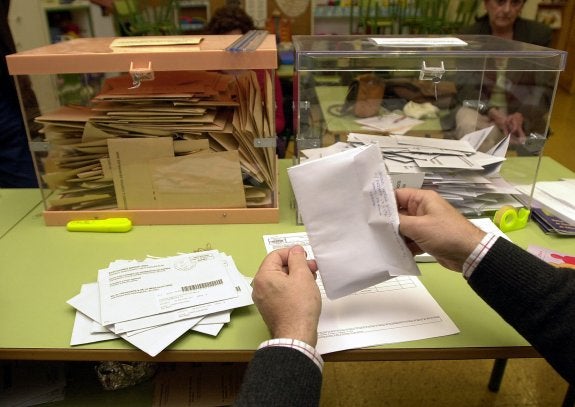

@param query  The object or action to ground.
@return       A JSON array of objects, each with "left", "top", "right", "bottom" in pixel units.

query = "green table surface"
[
  {"left": 0, "top": 157, "right": 573, "bottom": 363},
  {"left": 0, "top": 188, "right": 43, "bottom": 239}
]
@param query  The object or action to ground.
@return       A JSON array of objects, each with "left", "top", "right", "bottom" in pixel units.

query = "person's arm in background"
[
  {"left": 486, "top": 107, "right": 526, "bottom": 144},
  {"left": 512, "top": 19, "right": 556, "bottom": 141},
  {"left": 505, "top": 18, "right": 553, "bottom": 141},
  {"left": 396, "top": 188, "right": 575, "bottom": 384},
  {"left": 234, "top": 246, "right": 323, "bottom": 406}
]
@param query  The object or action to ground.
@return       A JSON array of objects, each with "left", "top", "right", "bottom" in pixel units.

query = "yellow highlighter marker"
[{"left": 66, "top": 218, "right": 133, "bottom": 233}]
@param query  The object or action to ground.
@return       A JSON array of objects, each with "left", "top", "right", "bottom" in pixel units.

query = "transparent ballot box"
[
  {"left": 292, "top": 35, "right": 566, "bottom": 216},
  {"left": 7, "top": 35, "right": 279, "bottom": 225}
]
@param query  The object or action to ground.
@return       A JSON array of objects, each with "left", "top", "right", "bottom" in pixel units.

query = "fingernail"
[{"left": 291, "top": 245, "right": 305, "bottom": 254}]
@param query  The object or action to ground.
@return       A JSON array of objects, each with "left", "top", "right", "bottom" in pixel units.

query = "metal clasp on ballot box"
[
  {"left": 128, "top": 61, "right": 154, "bottom": 89},
  {"left": 419, "top": 61, "right": 445, "bottom": 81},
  {"left": 420, "top": 61, "right": 445, "bottom": 101}
]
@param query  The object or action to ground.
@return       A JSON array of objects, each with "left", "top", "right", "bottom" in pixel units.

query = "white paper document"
[
  {"left": 68, "top": 282, "right": 203, "bottom": 357},
  {"left": 192, "top": 323, "right": 225, "bottom": 336},
  {"left": 98, "top": 251, "right": 238, "bottom": 326},
  {"left": 300, "top": 142, "right": 354, "bottom": 161},
  {"left": 346, "top": 132, "right": 515, "bottom": 214},
  {"left": 288, "top": 144, "right": 420, "bottom": 299},
  {"left": 262, "top": 233, "right": 459, "bottom": 354},
  {"left": 119, "top": 318, "right": 201, "bottom": 357},
  {"left": 370, "top": 37, "right": 467, "bottom": 47},
  {"left": 67, "top": 251, "right": 253, "bottom": 357},
  {"left": 316, "top": 275, "right": 458, "bottom": 354},
  {"left": 111, "top": 259, "right": 253, "bottom": 333},
  {"left": 394, "top": 135, "right": 476, "bottom": 154},
  {"left": 69, "top": 284, "right": 118, "bottom": 346},
  {"left": 516, "top": 180, "right": 575, "bottom": 224}
]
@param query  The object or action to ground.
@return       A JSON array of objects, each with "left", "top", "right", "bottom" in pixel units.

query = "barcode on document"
[{"left": 181, "top": 279, "right": 223, "bottom": 292}]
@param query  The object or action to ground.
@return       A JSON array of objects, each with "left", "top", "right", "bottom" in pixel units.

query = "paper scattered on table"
[
  {"left": 263, "top": 232, "right": 459, "bottom": 354},
  {"left": 66, "top": 250, "right": 253, "bottom": 357},
  {"left": 288, "top": 144, "right": 420, "bottom": 299},
  {"left": 527, "top": 245, "right": 575, "bottom": 268},
  {"left": 98, "top": 252, "right": 238, "bottom": 326}
]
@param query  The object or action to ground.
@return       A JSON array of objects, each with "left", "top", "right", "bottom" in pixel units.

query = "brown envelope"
[
  {"left": 108, "top": 138, "right": 174, "bottom": 209},
  {"left": 173, "top": 139, "right": 210, "bottom": 155},
  {"left": 149, "top": 150, "right": 246, "bottom": 209}
]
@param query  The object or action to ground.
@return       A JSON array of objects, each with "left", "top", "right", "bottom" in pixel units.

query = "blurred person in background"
[
  {"left": 451, "top": 0, "right": 553, "bottom": 153},
  {"left": 1, "top": 0, "right": 39, "bottom": 187}
]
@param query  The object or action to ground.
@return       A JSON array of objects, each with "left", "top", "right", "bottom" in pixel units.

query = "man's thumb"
[{"left": 287, "top": 245, "right": 310, "bottom": 276}]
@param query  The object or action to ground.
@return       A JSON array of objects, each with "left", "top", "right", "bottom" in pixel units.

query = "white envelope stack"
[
  {"left": 321, "top": 128, "right": 519, "bottom": 215},
  {"left": 66, "top": 250, "right": 253, "bottom": 357}
]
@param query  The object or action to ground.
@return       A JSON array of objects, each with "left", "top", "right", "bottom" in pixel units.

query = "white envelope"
[{"left": 288, "top": 144, "right": 420, "bottom": 299}]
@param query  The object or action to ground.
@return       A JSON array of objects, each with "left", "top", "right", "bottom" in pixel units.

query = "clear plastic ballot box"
[
  {"left": 7, "top": 35, "right": 279, "bottom": 225},
  {"left": 291, "top": 35, "right": 567, "bottom": 216}
]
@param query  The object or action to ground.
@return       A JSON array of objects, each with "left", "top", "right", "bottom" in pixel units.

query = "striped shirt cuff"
[
  {"left": 258, "top": 338, "right": 324, "bottom": 372},
  {"left": 462, "top": 233, "right": 499, "bottom": 280}
]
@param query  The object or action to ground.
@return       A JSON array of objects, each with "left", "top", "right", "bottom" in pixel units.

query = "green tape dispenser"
[{"left": 493, "top": 205, "right": 529, "bottom": 233}]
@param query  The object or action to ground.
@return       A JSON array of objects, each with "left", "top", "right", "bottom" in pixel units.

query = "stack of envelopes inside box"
[{"left": 36, "top": 70, "right": 276, "bottom": 212}]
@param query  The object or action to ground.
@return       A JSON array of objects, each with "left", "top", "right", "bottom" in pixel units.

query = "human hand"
[
  {"left": 395, "top": 188, "right": 486, "bottom": 272},
  {"left": 505, "top": 112, "right": 526, "bottom": 145},
  {"left": 489, "top": 109, "right": 526, "bottom": 144},
  {"left": 487, "top": 107, "right": 508, "bottom": 133},
  {"left": 252, "top": 246, "right": 321, "bottom": 347}
]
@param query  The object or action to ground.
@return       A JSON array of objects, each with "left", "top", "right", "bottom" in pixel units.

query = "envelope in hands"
[{"left": 288, "top": 144, "right": 420, "bottom": 299}]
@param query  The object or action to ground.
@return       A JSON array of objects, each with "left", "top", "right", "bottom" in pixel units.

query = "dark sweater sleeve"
[
  {"left": 234, "top": 346, "right": 323, "bottom": 406},
  {"left": 468, "top": 238, "right": 575, "bottom": 384}
]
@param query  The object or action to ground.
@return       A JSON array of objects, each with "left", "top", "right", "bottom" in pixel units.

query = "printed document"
[
  {"left": 111, "top": 257, "right": 253, "bottom": 333},
  {"left": 517, "top": 180, "right": 575, "bottom": 224},
  {"left": 98, "top": 250, "right": 238, "bottom": 325},
  {"left": 263, "top": 233, "right": 459, "bottom": 354},
  {"left": 67, "top": 251, "right": 253, "bottom": 357}
]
